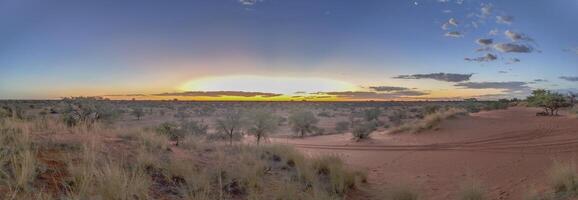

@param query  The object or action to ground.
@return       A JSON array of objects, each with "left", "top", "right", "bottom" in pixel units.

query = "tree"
[
  {"left": 527, "top": 89, "right": 571, "bottom": 116},
  {"left": 215, "top": 110, "right": 244, "bottom": 145},
  {"left": 59, "top": 97, "right": 119, "bottom": 127},
  {"left": 156, "top": 122, "right": 185, "bottom": 146},
  {"left": 335, "top": 121, "right": 350, "bottom": 133},
  {"left": 246, "top": 110, "right": 278, "bottom": 144},
  {"left": 131, "top": 107, "right": 145, "bottom": 120},
  {"left": 351, "top": 121, "right": 377, "bottom": 140},
  {"left": 181, "top": 120, "right": 208, "bottom": 135},
  {"left": 289, "top": 110, "right": 319, "bottom": 137},
  {"left": 362, "top": 108, "right": 381, "bottom": 122}
]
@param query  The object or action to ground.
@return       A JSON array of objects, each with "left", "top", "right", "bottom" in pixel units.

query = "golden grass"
[
  {"left": 390, "top": 108, "right": 467, "bottom": 134},
  {"left": 458, "top": 179, "right": 485, "bottom": 200},
  {"left": 0, "top": 115, "right": 369, "bottom": 199},
  {"left": 548, "top": 160, "right": 578, "bottom": 195}
]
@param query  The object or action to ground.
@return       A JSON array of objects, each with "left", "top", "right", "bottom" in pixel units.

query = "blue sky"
[{"left": 0, "top": 0, "right": 576, "bottom": 100}]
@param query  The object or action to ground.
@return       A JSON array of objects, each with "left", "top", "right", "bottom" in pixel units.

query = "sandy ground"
[{"left": 274, "top": 107, "right": 578, "bottom": 200}]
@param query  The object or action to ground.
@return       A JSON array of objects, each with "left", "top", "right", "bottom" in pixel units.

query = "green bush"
[
  {"left": 289, "top": 111, "right": 319, "bottom": 137},
  {"left": 335, "top": 121, "right": 350, "bottom": 133},
  {"left": 351, "top": 121, "right": 377, "bottom": 140},
  {"left": 156, "top": 122, "right": 185, "bottom": 146}
]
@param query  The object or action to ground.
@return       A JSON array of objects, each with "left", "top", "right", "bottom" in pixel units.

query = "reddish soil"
[{"left": 276, "top": 107, "right": 578, "bottom": 200}]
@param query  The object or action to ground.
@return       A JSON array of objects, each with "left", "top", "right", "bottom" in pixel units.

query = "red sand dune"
[{"left": 275, "top": 107, "right": 578, "bottom": 200}]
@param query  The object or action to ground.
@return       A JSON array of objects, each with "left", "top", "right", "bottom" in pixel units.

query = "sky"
[{"left": 0, "top": 0, "right": 576, "bottom": 101}]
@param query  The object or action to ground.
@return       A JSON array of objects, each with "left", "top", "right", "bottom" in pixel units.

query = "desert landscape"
[
  {"left": 1, "top": 0, "right": 577, "bottom": 199},
  {"left": 0, "top": 96, "right": 577, "bottom": 199}
]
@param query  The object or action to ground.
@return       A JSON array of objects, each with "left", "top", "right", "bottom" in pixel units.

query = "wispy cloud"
[
  {"left": 494, "top": 43, "right": 533, "bottom": 53},
  {"left": 322, "top": 90, "right": 429, "bottom": 100},
  {"left": 505, "top": 30, "right": 533, "bottom": 42},
  {"left": 465, "top": 53, "right": 497, "bottom": 62},
  {"left": 393, "top": 73, "right": 473, "bottom": 82},
  {"left": 455, "top": 81, "right": 530, "bottom": 92},
  {"left": 481, "top": 3, "right": 493, "bottom": 17},
  {"left": 154, "top": 91, "right": 282, "bottom": 97},
  {"left": 506, "top": 58, "right": 520, "bottom": 64},
  {"left": 476, "top": 38, "right": 493, "bottom": 46},
  {"left": 445, "top": 31, "right": 463, "bottom": 38},
  {"left": 496, "top": 16, "right": 514, "bottom": 24},
  {"left": 239, "top": 0, "right": 261, "bottom": 6},
  {"left": 560, "top": 76, "right": 578, "bottom": 82},
  {"left": 367, "top": 86, "right": 409, "bottom": 92}
]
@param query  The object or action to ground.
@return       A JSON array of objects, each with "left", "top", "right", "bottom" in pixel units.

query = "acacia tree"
[
  {"left": 131, "top": 107, "right": 145, "bottom": 120},
  {"left": 246, "top": 110, "right": 278, "bottom": 144},
  {"left": 216, "top": 110, "right": 244, "bottom": 145},
  {"left": 363, "top": 108, "right": 382, "bottom": 122},
  {"left": 527, "top": 89, "right": 571, "bottom": 116},
  {"left": 60, "top": 97, "right": 119, "bottom": 126},
  {"left": 156, "top": 122, "right": 185, "bottom": 146},
  {"left": 289, "top": 110, "right": 319, "bottom": 137}
]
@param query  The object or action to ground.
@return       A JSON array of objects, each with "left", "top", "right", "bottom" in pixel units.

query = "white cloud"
[
  {"left": 494, "top": 43, "right": 533, "bottom": 53},
  {"left": 496, "top": 16, "right": 514, "bottom": 24},
  {"left": 489, "top": 29, "right": 499, "bottom": 35},
  {"left": 481, "top": 4, "right": 493, "bottom": 16},
  {"left": 465, "top": 53, "right": 498, "bottom": 62},
  {"left": 476, "top": 38, "right": 493, "bottom": 46},
  {"left": 239, "top": 0, "right": 261, "bottom": 5},
  {"left": 505, "top": 30, "right": 533, "bottom": 42},
  {"left": 445, "top": 31, "right": 463, "bottom": 38}
]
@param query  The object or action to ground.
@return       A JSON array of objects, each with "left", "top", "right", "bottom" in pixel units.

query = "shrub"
[
  {"left": 351, "top": 121, "right": 377, "bottom": 140},
  {"left": 335, "top": 121, "right": 350, "bottom": 133},
  {"left": 317, "top": 111, "right": 331, "bottom": 117},
  {"left": 423, "top": 105, "right": 441, "bottom": 115},
  {"left": 391, "top": 108, "right": 466, "bottom": 134},
  {"left": 181, "top": 120, "right": 209, "bottom": 136},
  {"left": 548, "top": 161, "right": 578, "bottom": 196},
  {"left": 289, "top": 110, "right": 319, "bottom": 137},
  {"left": 130, "top": 107, "right": 145, "bottom": 120},
  {"left": 311, "top": 155, "right": 357, "bottom": 195},
  {"left": 215, "top": 110, "right": 245, "bottom": 145},
  {"left": 246, "top": 109, "right": 278, "bottom": 144},
  {"left": 527, "top": 89, "right": 572, "bottom": 116},
  {"left": 458, "top": 179, "right": 485, "bottom": 200},
  {"left": 363, "top": 108, "right": 382, "bottom": 122},
  {"left": 156, "top": 122, "right": 185, "bottom": 146},
  {"left": 59, "top": 97, "right": 119, "bottom": 126},
  {"left": 388, "top": 110, "right": 406, "bottom": 126}
]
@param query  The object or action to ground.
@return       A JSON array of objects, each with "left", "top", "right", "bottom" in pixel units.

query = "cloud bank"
[{"left": 394, "top": 73, "right": 473, "bottom": 82}]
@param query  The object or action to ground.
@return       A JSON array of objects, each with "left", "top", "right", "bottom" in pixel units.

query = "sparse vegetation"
[
  {"left": 289, "top": 110, "right": 319, "bottom": 137},
  {"left": 391, "top": 108, "right": 466, "bottom": 134},
  {"left": 384, "top": 185, "right": 420, "bottom": 200},
  {"left": 335, "top": 121, "right": 350, "bottom": 133},
  {"left": 458, "top": 179, "right": 485, "bottom": 200},
  {"left": 131, "top": 107, "right": 145, "bottom": 120},
  {"left": 548, "top": 161, "right": 578, "bottom": 197},
  {"left": 246, "top": 109, "right": 279, "bottom": 144},
  {"left": 351, "top": 121, "right": 378, "bottom": 140},
  {"left": 527, "top": 89, "right": 572, "bottom": 116},
  {"left": 216, "top": 109, "right": 245, "bottom": 145}
]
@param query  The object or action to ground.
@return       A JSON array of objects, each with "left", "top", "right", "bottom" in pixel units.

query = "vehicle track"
[{"left": 290, "top": 118, "right": 578, "bottom": 154}]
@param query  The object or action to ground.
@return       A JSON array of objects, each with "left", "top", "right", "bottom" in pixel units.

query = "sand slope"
[{"left": 276, "top": 107, "right": 578, "bottom": 200}]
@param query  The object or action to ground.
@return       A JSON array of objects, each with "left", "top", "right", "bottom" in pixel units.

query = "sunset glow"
[{"left": 0, "top": 0, "right": 576, "bottom": 101}]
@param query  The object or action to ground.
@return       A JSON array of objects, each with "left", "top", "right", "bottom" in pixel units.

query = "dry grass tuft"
[
  {"left": 390, "top": 108, "right": 467, "bottom": 134},
  {"left": 458, "top": 179, "right": 485, "bottom": 200}
]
